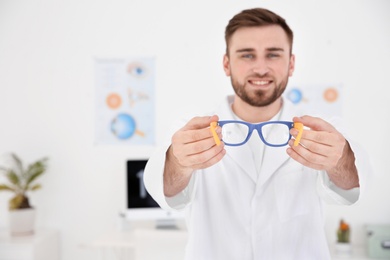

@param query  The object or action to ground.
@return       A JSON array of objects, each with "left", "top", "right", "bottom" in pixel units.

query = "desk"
[
  {"left": 330, "top": 243, "right": 371, "bottom": 260},
  {"left": 86, "top": 227, "right": 371, "bottom": 260},
  {"left": 84, "top": 226, "right": 188, "bottom": 260},
  {"left": 0, "top": 229, "right": 60, "bottom": 260}
]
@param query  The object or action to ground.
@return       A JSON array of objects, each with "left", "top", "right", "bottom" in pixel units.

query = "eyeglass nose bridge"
[{"left": 251, "top": 124, "right": 267, "bottom": 144}]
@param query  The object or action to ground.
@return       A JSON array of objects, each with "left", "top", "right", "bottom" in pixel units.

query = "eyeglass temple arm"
[
  {"left": 293, "top": 122, "right": 304, "bottom": 146},
  {"left": 210, "top": 122, "right": 221, "bottom": 146}
]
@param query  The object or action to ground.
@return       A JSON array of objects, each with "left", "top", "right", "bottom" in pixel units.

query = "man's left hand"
[{"left": 287, "top": 115, "right": 359, "bottom": 189}]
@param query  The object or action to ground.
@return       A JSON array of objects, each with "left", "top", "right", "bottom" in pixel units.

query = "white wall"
[{"left": 0, "top": 0, "right": 389, "bottom": 259}]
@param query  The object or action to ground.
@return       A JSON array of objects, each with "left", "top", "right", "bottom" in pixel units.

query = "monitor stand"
[{"left": 155, "top": 219, "right": 180, "bottom": 230}]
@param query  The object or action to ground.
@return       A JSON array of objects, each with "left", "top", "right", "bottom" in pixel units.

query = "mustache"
[{"left": 248, "top": 72, "right": 270, "bottom": 78}]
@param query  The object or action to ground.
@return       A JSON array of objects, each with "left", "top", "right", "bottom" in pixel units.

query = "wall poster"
[
  {"left": 284, "top": 84, "right": 343, "bottom": 118},
  {"left": 94, "top": 57, "right": 155, "bottom": 145}
]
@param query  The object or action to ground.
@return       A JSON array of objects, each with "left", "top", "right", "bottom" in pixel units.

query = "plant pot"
[
  {"left": 8, "top": 208, "right": 36, "bottom": 236},
  {"left": 335, "top": 242, "right": 352, "bottom": 257}
]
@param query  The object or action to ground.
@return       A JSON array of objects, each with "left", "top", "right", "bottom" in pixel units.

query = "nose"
[{"left": 252, "top": 58, "right": 269, "bottom": 76}]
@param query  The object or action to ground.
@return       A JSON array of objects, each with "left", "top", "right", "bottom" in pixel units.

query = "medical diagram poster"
[
  {"left": 284, "top": 84, "right": 343, "bottom": 117},
  {"left": 94, "top": 57, "right": 155, "bottom": 145}
]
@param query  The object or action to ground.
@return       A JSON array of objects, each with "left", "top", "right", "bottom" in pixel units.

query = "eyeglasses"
[{"left": 211, "top": 120, "right": 303, "bottom": 147}]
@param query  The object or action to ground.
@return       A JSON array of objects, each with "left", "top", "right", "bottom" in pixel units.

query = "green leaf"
[
  {"left": 10, "top": 153, "right": 24, "bottom": 176},
  {"left": 29, "top": 184, "right": 42, "bottom": 191},
  {"left": 6, "top": 170, "right": 21, "bottom": 188},
  {"left": 0, "top": 184, "right": 17, "bottom": 192},
  {"left": 24, "top": 158, "right": 48, "bottom": 189}
]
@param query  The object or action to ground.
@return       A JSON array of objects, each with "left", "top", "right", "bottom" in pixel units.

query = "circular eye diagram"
[
  {"left": 287, "top": 88, "right": 303, "bottom": 104},
  {"left": 106, "top": 93, "right": 122, "bottom": 109},
  {"left": 111, "top": 113, "right": 136, "bottom": 139},
  {"left": 127, "top": 62, "right": 148, "bottom": 78},
  {"left": 323, "top": 87, "right": 339, "bottom": 103}
]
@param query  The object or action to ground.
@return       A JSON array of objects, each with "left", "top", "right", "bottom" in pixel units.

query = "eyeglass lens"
[{"left": 261, "top": 123, "right": 291, "bottom": 146}]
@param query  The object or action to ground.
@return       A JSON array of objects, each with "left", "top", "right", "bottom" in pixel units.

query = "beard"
[{"left": 230, "top": 73, "right": 289, "bottom": 107}]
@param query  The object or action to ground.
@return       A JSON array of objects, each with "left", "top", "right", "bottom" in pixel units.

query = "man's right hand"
[{"left": 164, "top": 115, "right": 226, "bottom": 197}]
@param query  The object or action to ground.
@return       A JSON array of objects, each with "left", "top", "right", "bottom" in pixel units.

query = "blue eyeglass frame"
[{"left": 218, "top": 120, "right": 295, "bottom": 147}]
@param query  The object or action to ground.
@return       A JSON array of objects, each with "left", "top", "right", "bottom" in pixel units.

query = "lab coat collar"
[{"left": 216, "top": 96, "right": 297, "bottom": 186}]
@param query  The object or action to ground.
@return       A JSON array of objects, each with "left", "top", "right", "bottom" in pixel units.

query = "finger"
[
  {"left": 178, "top": 124, "right": 222, "bottom": 145},
  {"left": 286, "top": 143, "right": 325, "bottom": 170},
  {"left": 293, "top": 129, "right": 333, "bottom": 147},
  {"left": 172, "top": 126, "right": 223, "bottom": 163},
  {"left": 195, "top": 146, "right": 226, "bottom": 169},
  {"left": 176, "top": 141, "right": 226, "bottom": 168},
  {"left": 187, "top": 143, "right": 226, "bottom": 169},
  {"left": 290, "top": 138, "right": 332, "bottom": 162},
  {"left": 296, "top": 138, "right": 334, "bottom": 158},
  {"left": 291, "top": 126, "right": 342, "bottom": 148},
  {"left": 290, "top": 121, "right": 335, "bottom": 152},
  {"left": 288, "top": 138, "right": 345, "bottom": 171},
  {"left": 182, "top": 115, "right": 219, "bottom": 131},
  {"left": 181, "top": 134, "right": 220, "bottom": 156},
  {"left": 294, "top": 115, "right": 336, "bottom": 132}
]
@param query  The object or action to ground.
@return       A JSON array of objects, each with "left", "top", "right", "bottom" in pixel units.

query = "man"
[{"left": 144, "top": 7, "right": 368, "bottom": 260}]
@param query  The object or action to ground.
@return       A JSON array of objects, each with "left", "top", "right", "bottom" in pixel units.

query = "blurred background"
[{"left": 0, "top": 0, "right": 389, "bottom": 259}]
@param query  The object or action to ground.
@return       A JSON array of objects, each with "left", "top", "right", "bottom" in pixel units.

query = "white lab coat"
[{"left": 144, "top": 96, "right": 370, "bottom": 260}]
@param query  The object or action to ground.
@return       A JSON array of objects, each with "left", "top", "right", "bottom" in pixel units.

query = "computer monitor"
[{"left": 126, "top": 159, "right": 184, "bottom": 228}]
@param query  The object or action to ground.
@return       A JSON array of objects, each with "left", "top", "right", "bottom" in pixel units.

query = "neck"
[{"left": 232, "top": 96, "right": 283, "bottom": 123}]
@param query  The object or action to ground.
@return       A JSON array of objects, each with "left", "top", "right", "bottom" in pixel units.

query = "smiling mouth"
[{"left": 248, "top": 80, "right": 272, "bottom": 86}]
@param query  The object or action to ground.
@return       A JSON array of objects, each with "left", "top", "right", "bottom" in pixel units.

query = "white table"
[
  {"left": 0, "top": 228, "right": 60, "bottom": 260},
  {"left": 85, "top": 225, "right": 371, "bottom": 260},
  {"left": 329, "top": 243, "right": 371, "bottom": 260},
  {"left": 83, "top": 225, "right": 188, "bottom": 260}
]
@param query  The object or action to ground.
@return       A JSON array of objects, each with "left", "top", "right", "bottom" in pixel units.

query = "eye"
[
  {"left": 267, "top": 53, "right": 280, "bottom": 59},
  {"left": 242, "top": 54, "right": 255, "bottom": 59},
  {"left": 127, "top": 62, "right": 148, "bottom": 78}
]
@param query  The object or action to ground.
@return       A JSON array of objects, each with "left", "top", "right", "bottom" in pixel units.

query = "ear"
[
  {"left": 223, "top": 54, "right": 231, "bottom": 76},
  {"left": 288, "top": 54, "right": 295, "bottom": 77}
]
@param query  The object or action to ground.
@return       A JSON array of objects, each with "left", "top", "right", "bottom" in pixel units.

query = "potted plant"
[
  {"left": 335, "top": 219, "right": 352, "bottom": 256},
  {"left": 0, "top": 153, "right": 48, "bottom": 235}
]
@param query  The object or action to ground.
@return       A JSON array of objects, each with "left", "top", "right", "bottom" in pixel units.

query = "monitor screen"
[
  {"left": 126, "top": 159, "right": 184, "bottom": 226},
  {"left": 127, "top": 160, "right": 159, "bottom": 209}
]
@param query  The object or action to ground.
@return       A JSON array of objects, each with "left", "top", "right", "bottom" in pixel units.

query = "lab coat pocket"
[{"left": 274, "top": 162, "right": 316, "bottom": 223}]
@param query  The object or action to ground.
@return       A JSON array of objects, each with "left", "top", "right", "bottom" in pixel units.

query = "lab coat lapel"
[
  {"left": 225, "top": 145, "right": 258, "bottom": 183},
  {"left": 257, "top": 99, "right": 297, "bottom": 187},
  {"left": 257, "top": 145, "right": 289, "bottom": 186}
]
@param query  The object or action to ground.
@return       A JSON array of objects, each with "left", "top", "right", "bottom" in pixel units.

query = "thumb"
[
  {"left": 293, "top": 115, "right": 336, "bottom": 132},
  {"left": 182, "top": 115, "right": 219, "bottom": 131}
]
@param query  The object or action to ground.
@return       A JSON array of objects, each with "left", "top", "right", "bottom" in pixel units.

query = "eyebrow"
[
  {"left": 236, "top": 48, "right": 255, "bottom": 53},
  {"left": 235, "top": 47, "right": 285, "bottom": 53},
  {"left": 267, "top": 47, "right": 285, "bottom": 52}
]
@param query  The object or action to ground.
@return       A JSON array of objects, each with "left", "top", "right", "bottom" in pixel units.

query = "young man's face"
[{"left": 223, "top": 25, "right": 295, "bottom": 107}]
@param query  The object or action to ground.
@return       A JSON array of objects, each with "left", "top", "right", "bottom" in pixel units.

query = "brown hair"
[{"left": 225, "top": 8, "right": 294, "bottom": 55}]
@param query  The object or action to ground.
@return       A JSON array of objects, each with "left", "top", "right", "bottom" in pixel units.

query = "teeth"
[{"left": 252, "top": 80, "right": 269, "bottom": 85}]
